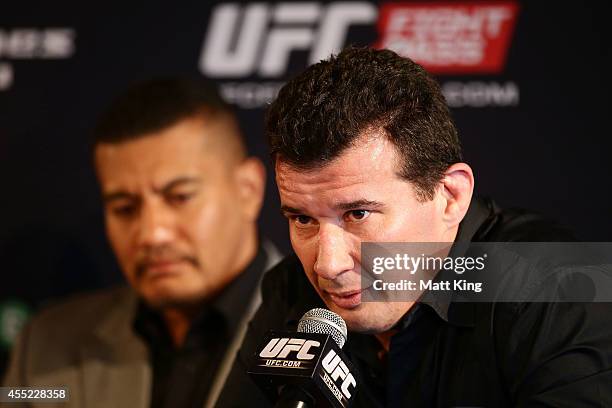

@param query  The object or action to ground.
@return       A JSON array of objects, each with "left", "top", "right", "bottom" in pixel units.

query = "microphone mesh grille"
[{"left": 297, "top": 308, "right": 347, "bottom": 349}]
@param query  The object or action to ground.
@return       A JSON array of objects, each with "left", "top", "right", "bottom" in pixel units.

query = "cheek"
[
  {"left": 289, "top": 231, "right": 319, "bottom": 278},
  {"left": 187, "top": 193, "right": 243, "bottom": 259},
  {"left": 106, "top": 219, "right": 131, "bottom": 258},
  {"left": 187, "top": 203, "right": 224, "bottom": 245},
  {"left": 382, "top": 204, "right": 441, "bottom": 242},
  {"left": 290, "top": 231, "right": 312, "bottom": 266},
  {"left": 105, "top": 219, "right": 139, "bottom": 282}
]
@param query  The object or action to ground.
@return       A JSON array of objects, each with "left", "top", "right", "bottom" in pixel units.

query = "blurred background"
[{"left": 1, "top": 1, "right": 610, "bottom": 374}]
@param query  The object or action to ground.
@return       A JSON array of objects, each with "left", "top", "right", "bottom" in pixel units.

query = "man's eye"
[
  {"left": 345, "top": 210, "right": 370, "bottom": 222},
  {"left": 167, "top": 193, "right": 194, "bottom": 205},
  {"left": 111, "top": 205, "right": 137, "bottom": 218},
  {"left": 293, "top": 215, "right": 313, "bottom": 226}
]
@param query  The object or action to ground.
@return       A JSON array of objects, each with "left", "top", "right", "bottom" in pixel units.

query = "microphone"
[
  {"left": 248, "top": 308, "right": 358, "bottom": 408},
  {"left": 297, "top": 308, "right": 347, "bottom": 349}
]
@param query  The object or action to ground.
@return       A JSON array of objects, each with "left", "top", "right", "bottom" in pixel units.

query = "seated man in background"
[
  {"left": 3, "top": 77, "right": 280, "bottom": 407},
  {"left": 226, "top": 47, "right": 612, "bottom": 407}
]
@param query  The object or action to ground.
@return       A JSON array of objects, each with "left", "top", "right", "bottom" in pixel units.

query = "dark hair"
[
  {"left": 94, "top": 77, "right": 235, "bottom": 144},
  {"left": 266, "top": 47, "right": 462, "bottom": 200}
]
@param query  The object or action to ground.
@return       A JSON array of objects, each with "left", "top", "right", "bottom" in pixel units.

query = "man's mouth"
[
  {"left": 138, "top": 259, "right": 186, "bottom": 278},
  {"left": 325, "top": 289, "right": 363, "bottom": 309}
]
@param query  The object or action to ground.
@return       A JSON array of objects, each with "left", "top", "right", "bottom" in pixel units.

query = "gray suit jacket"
[
  {"left": 3, "top": 287, "right": 150, "bottom": 408},
  {"left": 2, "top": 242, "right": 281, "bottom": 408}
]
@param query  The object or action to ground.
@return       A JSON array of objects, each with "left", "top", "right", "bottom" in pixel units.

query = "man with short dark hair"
[
  {"left": 3, "top": 78, "right": 281, "bottom": 408},
  {"left": 228, "top": 48, "right": 612, "bottom": 406}
]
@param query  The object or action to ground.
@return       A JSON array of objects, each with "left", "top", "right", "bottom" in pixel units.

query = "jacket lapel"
[{"left": 79, "top": 288, "right": 151, "bottom": 408}]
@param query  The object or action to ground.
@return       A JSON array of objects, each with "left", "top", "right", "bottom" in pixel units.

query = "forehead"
[
  {"left": 95, "top": 117, "right": 231, "bottom": 189},
  {"left": 275, "top": 134, "right": 403, "bottom": 204}
]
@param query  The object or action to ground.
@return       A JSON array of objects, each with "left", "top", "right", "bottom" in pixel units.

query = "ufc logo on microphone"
[
  {"left": 259, "top": 338, "right": 321, "bottom": 360},
  {"left": 322, "top": 349, "right": 357, "bottom": 399},
  {"left": 199, "top": 1, "right": 377, "bottom": 77}
]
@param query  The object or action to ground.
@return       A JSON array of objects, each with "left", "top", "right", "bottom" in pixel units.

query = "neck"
[
  {"left": 162, "top": 305, "right": 202, "bottom": 347},
  {"left": 374, "top": 330, "right": 397, "bottom": 355}
]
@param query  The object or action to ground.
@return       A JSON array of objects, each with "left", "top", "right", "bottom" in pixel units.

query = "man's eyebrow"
[
  {"left": 102, "top": 191, "right": 137, "bottom": 204},
  {"left": 102, "top": 177, "right": 202, "bottom": 203},
  {"left": 334, "top": 200, "right": 385, "bottom": 211},
  {"left": 279, "top": 200, "right": 384, "bottom": 216},
  {"left": 280, "top": 205, "right": 303, "bottom": 215},
  {"left": 156, "top": 176, "right": 202, "bottom": 194}
]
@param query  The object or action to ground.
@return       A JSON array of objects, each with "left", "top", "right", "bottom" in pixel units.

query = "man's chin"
[
  {"left": 140, "top": 286, "right": 208, "bottom": 310},
  {"left": 325, "top": 303, "right": 400, "bottom": 334},
  {"left": 347, "top": 320, "right": 400, "bottom": 335},
  {"left": 324, "top": 303, "right": 367, "bottom": 332}
]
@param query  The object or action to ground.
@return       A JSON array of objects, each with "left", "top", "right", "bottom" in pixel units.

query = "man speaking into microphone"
[{"left": 223, "top": 47, "right": 612, "bottom": 407}]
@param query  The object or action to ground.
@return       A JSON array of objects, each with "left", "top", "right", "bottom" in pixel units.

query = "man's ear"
[
  {"left": 439, "top": 163, "right": 474, "bottom": 229},
  {"left": 234, "top": 157, "right": 266, "bottom": 221}
]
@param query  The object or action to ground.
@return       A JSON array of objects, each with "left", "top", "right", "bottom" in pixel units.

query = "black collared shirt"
[
  {"left": 133, "top": 247, "right": 267, "bottom": 408},
  {"left": 341, "top": 197, "right": 498, "bottom": 406},
  {"left": 221, "top": 197, "right": 612, "bottom": 407}
]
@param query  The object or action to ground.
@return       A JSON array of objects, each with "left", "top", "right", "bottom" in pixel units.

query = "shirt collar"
[
  {"left": 404, "top": 196, "right": 493, "bottom": 328},
  {"left": 134, "top": 244, "right": 268, "bottom": 346},
  {"left": 214, "top": 245, "right": 268, "bottom": 333}
]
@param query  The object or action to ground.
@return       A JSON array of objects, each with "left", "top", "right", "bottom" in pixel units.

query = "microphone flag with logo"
[{"left": 248, "top": 308, "right": 358, "bottom": 408}]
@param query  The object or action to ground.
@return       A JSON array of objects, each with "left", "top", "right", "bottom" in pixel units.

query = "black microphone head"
[{"left": 297, "top": 308, "right": 347, "bottom": 349}]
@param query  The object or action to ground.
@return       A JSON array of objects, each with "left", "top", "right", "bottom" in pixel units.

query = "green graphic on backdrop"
[{"left": 0, "top": 300, "right": 31, "bottom": 349}]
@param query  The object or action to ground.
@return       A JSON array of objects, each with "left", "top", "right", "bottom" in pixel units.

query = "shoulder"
[
  {"left": 20, "top": 286, "right": 136, "bottom": 348},
  {"left": 3, "top": 286, "right": 138, "bottom": 385},
  {"left": 493, "top": 301, "right": 612, "bottom": 346},
  {"left": 487, "top": 300, "right": 612, "bottom": 400},
  {"left": 472, "top": 197, "right": 576, "bottom": 242}
]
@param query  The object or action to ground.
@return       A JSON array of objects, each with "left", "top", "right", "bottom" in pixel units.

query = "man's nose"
[
  {"left": 137, "top": 201, "right": 175, "bottom": 248},
  {"left": 313, "top": 223, "right": 354, "bottom": 280}
]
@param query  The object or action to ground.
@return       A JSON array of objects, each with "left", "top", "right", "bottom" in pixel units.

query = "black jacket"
[{"left": 218, "top": 197, "right": 612, "bottom": 407}]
